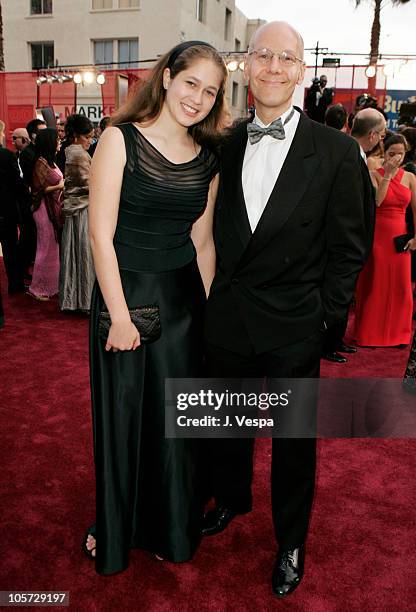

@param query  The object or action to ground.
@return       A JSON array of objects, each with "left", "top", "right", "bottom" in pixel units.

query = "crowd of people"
[
  {"left": 1, "top": 19, "right": 416, "bottom": 599},
  {"left": 305, "top": 96, "right": 416, "bottom": 388},
  {"left": 0, "top": 114, "right": 111, "bottom": 314}
]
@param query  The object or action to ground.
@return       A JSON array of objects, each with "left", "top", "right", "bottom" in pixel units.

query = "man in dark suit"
[
  {"left": 322, "top": 108, "right": 382, "bottom": 362},
  {"left": 305, "top": 74, "right": 334, "bottom": 124},
  {"left": 0, "top": 144, "right": 28, "bottom": 293},
  {"left": 202, "top": 21, "right": 370, "bottom": 598},
  {"left": 321, "top": 107, "right": 380, "bottom": 362},
  {"left": 19, "top": 118, "right": 46, "bottom": 186}
]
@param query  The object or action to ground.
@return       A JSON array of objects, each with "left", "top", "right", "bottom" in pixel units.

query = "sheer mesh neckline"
[{"left": 131, "top": 123, "right": 202, "bottom": 167}]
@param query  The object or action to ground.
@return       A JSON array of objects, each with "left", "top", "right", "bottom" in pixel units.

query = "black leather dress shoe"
[
  {"left": 322, "top": 351, "right": 348, "bottom": 363},
  {"left": 201, "top": 507, "right": 238, "bottom": 537},
  {"left": 272, "top": 545, "right": 305, "bottom": 598},
  {"left": 337, "top": 343, "right": 357, "bottom": 354}
]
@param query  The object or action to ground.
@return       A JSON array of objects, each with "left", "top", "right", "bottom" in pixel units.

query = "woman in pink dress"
[
  {"left": 354, "top": 134, "right": 416, "bottom": 346},
  {"left": 28, "top": 128, "right": 63, "bottom": 301}
]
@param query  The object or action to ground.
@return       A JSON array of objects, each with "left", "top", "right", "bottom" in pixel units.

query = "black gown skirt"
[{"left": 89, "top": 259, "right": 205, "bottom": 574}]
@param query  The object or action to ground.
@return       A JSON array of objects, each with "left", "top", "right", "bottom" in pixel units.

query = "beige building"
[{"left": 2, "top": 0, "right": 264, "bottom": 118}]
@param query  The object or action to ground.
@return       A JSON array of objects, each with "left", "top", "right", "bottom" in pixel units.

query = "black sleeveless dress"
[{"left": 89, "top": 123, "right": 218, "bottom": 575}]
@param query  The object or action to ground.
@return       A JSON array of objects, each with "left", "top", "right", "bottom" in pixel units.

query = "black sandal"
[{"left": 83, "top": 524, "right": 96, "bottom": 560}]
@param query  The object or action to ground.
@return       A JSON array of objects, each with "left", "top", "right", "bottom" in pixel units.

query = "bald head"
[
  {"left": 351, "top": 108, "right": 387, "bottom": 153},
  {"left": 249, "top": 21, "right": 304, "bottom": 60},
  {"left": 12, "top": 127, "right": 30, "bottom": 151},
  {"left": 351, "top": 108, "right": 385, "bottom": 138},
  {"left": 245, "top": 20, "right": 306, "bottom": 125}
]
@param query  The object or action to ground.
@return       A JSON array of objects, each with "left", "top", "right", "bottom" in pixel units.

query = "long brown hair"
[{"left": 111, "top": 42, "right": 228, "bottom": 148}]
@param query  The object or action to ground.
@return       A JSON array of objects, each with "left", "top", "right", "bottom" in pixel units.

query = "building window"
[
  {"left": 244, "top": 85, "right": 249, "bottom": 107},
  {"left": 196, "top": 0, "right": 205, "bottom": 23},
  {"left": 92, "top": 0, "right": 113, "bottom": 7},
  {"left": 118, "top": 39, "right": 139, "bottom": 68},
  {"left": 30, "top": 0, "right": 52, "bottom": 15},
  {"left": 94, "top": 40, "right": 114, "bottom": 66},
  {"left": 92, "top": 0, "right": 139, "bottom": 7},
  {"left": 31, "top": 42, "right": 54, "bottom": 69},
  {"left": 232, "top": 82, "right": 239, "bottom": 107},
  {"left": 235, "top": 38, "right": 241, "bottom": 52},
  {"left": 118, "top": 0, "right": 139, "bottom": 6},
  {"left": 225, "top": 8, "right": 232, "bottom": 41}
]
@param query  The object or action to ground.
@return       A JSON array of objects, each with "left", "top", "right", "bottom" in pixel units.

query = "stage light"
[
  {"left": 83, "top": 71, "right": 94, "bottom": 84},
  {"left": 73, "top": 72, "right": 82, "bottom": 84},
  {"left": 96, "top": 73, "right": 106, "bottom": 85},
  {"left": 238, "top": 60, "right": 245, "bottom": 71},
  {"left": 365, "top": 65, "right": 376, "bottom": 78},
  {"left": 226, "top": 60, "right": 238, "bottom": 72},
  {"left": 57, "top": 74, "right": 72, "bottom": 84}
]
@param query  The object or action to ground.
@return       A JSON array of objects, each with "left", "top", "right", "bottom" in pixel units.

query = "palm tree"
[
  {"left": 355, "top": 0, "right": 411, "bottom": 91},
  {"left": 0, "top": 1, "right": 4, "bottom": 71}
]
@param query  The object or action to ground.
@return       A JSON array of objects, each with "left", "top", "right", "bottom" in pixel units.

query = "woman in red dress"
[{"left": 354, "top": 134, "right": 416, "bottom": 346}]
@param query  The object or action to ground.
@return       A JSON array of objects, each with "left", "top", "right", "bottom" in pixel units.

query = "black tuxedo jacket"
[
  {"left": 19, "top": 142, "right": 36, "bottom": 187},
  {"left": 0, "top": 147, "right": 28, "bottom": 224},
  {"left": 205, "top": 111, "right": 372, "bottom": 355}
]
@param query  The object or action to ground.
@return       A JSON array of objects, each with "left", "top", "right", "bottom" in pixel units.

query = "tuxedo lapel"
[
  {"left": 221, "top": 121, "right": 252, "bottom": 250},
  {"left": 238, "top": 112, "right": 322, "bottom": 268}
]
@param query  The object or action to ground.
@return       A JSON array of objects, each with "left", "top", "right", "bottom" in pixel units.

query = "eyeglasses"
[
  {"left": 373, "top": 128, "right": 386, "bottom": 140},
  {"left": 12, "top": 136, "right": 23, "bottom": 141},
  {"left": 248, "top": 48, "right": 305, "bottom": 67}
]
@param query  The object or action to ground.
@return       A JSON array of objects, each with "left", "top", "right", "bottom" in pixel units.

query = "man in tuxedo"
[
  {"left": 19, "top": 118, "right": 47, "bottom": 186},
  {"left": 305, "top": 74, "right": 334, "bottom": 124},
  {"left": 321, "top": 107, "right": 380, "bottom": 363},
  {"left": 0, "top": 143, "right": 28, "bottom": 293},
  {"left": 321, "top": 108, "right": 383, "bottom": 361},
  {"left": 203, "top": 21, "right": 370, "bottom": 598},
  {"left": 12, "top": 127, "right": 30, "bottom": 168},
  {"left": 351, "top": 107, "right": 387, "bottom": 160}
]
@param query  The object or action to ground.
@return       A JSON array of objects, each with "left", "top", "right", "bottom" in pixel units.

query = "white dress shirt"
[
  {"left": 242, "top": 106, "right": 300, "bottom": 232},
  {"left": 17, "top": 155, "right": 23, "bottom": 178}
]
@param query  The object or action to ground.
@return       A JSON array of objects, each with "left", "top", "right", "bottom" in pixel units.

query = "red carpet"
[{"left": 1, "top": 259, "right": 416, "bottom": 611}]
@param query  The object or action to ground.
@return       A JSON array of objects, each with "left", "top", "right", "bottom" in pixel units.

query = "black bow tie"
[{"left": 247, "top": 109, "right": 295, "bottom": 145}]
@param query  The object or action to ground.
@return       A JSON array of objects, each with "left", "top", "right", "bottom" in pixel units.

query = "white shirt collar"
[{"left": 254, "top": 106, "right": 295, "bottom": 128}]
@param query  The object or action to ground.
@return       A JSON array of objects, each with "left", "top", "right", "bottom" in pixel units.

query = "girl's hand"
[
  {"left": 105, "top": 320, "right": 141, "bottom": 352},
  {"left": 382, "top": 155, "right": 402, "bottom": 179},
  {"left": 405, "top": 237, "right": 416, "bottom": 252}
]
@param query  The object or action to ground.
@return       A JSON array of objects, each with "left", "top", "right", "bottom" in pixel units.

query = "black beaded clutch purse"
[
  {"left": 393, "top": 233, "right": 413, "bottom": 253},
  {"left": 98, "top": 306, "right": 161, "bottom": 344}
]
